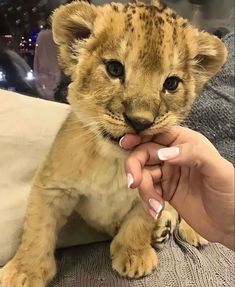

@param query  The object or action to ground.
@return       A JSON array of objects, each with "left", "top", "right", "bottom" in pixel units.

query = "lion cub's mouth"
[{"left": 100, "top": 128, "right": 124, "bottom": 143}]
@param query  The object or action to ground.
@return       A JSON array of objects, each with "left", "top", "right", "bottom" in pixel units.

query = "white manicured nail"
[
  {"left": 119, "top": 136, "right": 124, "bottom": 148},
  {"left": 127, "top": 173, "right": 134, "bottom": 188},
  {"left": 149, "top": 198, "right": 163, "bottom": 214},
  {"left": 158, "top": 147, "right": 180, "bottom": 160},
  {"left": 149, "top": 209, "right": 159, "bottom": 220}
]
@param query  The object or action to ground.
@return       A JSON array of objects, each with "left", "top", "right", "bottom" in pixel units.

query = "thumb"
[{"left": 157, "top": 143, "right": 223, "bottom": 177}]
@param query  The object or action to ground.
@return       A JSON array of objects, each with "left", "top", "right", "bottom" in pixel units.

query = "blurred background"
[{"left": 0, "top": 0, "right": 234, "bottom": 102}]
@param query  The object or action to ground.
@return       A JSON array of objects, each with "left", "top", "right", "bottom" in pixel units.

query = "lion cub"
[{"left": 0, "top": 1, "right": 227, "bottom": 286}]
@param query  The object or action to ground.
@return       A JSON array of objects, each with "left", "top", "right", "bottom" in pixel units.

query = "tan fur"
[
  {"left": 178, "top": 219, "right": 208, "bottom": 247},
  {"left": 0, "top": 1, "right": 226, "bottom": 286}
]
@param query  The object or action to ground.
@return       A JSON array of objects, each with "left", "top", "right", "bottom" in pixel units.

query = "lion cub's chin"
[{"left": 96, "top": 136, "right": 128, "bottom": 160}]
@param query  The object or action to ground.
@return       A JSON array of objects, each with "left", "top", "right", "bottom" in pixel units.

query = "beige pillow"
[{"left": 0, "top": 90, "right": 108, "bottom": 266}]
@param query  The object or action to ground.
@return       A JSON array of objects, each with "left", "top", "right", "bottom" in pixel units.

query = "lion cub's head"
[{"left": 52, "top": 0, "right": 227, "bottom": 146}]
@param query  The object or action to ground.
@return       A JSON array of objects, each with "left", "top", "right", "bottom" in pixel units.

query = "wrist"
[
  {"left": 220, "top": 157, "right": 234, "bottom": 178},
  {"left": 220, "top": 231, "right": 235, "bottom": 250}
]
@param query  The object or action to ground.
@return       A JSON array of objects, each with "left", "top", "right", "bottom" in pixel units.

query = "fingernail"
[
  {"left": 158, "top": 146, "right": 180, "bottom": 160},
  {"left": 149, "top": 209, "right": 159, "bottom": 220},
  {"left": 149, "top": 198, "right": 163, "bottom": 214},
  {"left": 127, "top": 173, "right": 134, "bottom": 188},
  {"left": 119, "top": 136, "right": 124, "bottom": 148}
]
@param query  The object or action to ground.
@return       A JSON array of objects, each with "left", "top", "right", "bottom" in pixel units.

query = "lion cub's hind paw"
[{"left": 178, "top": 220, "right": 208, "bottom": 248}]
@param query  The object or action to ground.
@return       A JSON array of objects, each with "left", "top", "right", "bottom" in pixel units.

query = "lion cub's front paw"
[
  {"left": 178, "top": 220, "right": 208, "bottom": 248},
  {"left": 110, "top": 241, "right": 158, "bottom": 278},
  {"left": 152, "top": 210, "right": 178, "bottom": 250},
  {"left": 0, "top": 257, "right": 56, "bottom": 287}
]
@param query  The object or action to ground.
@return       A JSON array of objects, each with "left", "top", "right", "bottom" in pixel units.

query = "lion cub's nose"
[{"left": 123, "top": 112, "right": 154, "bottom": 133}]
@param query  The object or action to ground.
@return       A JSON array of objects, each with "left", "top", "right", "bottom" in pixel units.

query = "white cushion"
[{"left": 0, "top": 90, "right": 108, "bottom": 266}]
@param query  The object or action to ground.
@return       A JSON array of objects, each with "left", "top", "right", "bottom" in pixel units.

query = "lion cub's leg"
[
  {"left": 111, "top": 202, "right": 158, "bottom": 278},
  {"left": 0, "top": 186, "right": 79, "bottom": 287},
  {"left": 151, "top": 203, "right": 179, "bottom": 249},
  {"left": 178, "top": 219, "right": 208, "bottom": 248}
]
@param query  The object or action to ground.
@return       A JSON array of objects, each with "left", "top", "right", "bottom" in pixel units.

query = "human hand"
[{"left": 121, "top": 126, "right": 235, "bottom": 250}]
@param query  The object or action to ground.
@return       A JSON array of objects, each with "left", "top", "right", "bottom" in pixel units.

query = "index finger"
[{"left": 120, "top": 134, "right": 154, "bottom": 150}]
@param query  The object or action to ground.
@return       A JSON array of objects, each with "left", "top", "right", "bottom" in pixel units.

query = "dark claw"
[
  {"left": 178, "top": 215, "right": 181, "bottom": 223},
  {"left": 196, "top": 243, "right": 205, "bottom": 250},
  {"left": 165, "top": 220, "right": 172, "bottom": 228},
  {"left": 151, "top": 266, "right": 156, "bottom": 273},
  {"left": 161, "top": 229, "right": 170, "bottom": 237},
  {"left": 153, "top": 236, "right": 169, "bottom": 245}
]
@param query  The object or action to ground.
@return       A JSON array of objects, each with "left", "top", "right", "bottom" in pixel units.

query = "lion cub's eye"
[
  {"left": 163, "top": 76, "right": 181, "bottom": 91},
  {"left": 105, "top": 60, "right": 125, "bottom": 79}
]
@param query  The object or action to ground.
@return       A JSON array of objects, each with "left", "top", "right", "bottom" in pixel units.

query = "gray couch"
[{"left": 49, "top": 33, "right": 235, "bottom": 287}]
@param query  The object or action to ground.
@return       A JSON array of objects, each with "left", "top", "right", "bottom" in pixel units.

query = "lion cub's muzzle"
[{"left": 123, "top": 112, "right": 154, "bottom": 133}]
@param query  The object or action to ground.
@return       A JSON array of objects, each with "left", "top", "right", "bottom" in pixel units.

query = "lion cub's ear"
[
  {"left": 191, "top": 31, "right": 227, "bottom": 92},
  {"left": 52, "top": 1, "right": 97, "bottom": 76}
]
